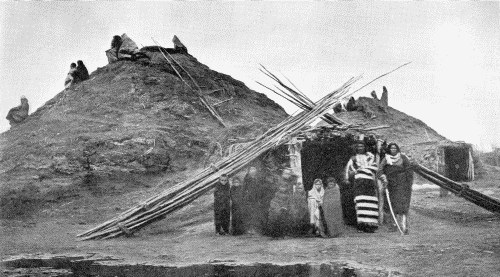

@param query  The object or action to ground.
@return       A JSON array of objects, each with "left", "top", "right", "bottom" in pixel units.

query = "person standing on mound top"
[{"left": 214, "top": 174, "right": 231, "bottom": 235}]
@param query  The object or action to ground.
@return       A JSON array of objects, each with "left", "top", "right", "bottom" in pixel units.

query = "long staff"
[{"left": 385, "top": 188, "right": 404, "bottom": 235}]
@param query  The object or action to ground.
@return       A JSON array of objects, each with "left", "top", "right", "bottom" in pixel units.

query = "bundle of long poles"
[
  {"left": 77, "top": 75, "right": 362, "bottom": 240},
  {"left": 256, "top": 65, "right": 347, "bottom": 126},
  {"left": 414, "top": 164, "right": 500, "bottom": 214},
  {"left": 152, "top": 38, "right": 227, "bottom": 128}
]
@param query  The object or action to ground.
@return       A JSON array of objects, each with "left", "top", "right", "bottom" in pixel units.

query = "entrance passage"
[
  {"left": 301, "top": 138, "right": 353, "bottom": 191},
  {"left": 444, "top": 147, "right": 470, "bottom": 182}
]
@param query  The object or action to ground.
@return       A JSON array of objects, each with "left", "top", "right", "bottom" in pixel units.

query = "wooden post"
[{"left": 376, "top": 139, "right": 384, "bottom": 225}]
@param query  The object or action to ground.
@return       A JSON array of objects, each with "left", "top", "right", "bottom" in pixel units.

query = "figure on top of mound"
[
  {"left": 172, "top": 35, "right": 188, "bottom": 54},
  {"left": 106, "top": 33, "right": 150, "bottom": 64},
  {"left": 6, "top": 95, "right": 29, "bottom": 126},
  {"left": 75, "top": 60, "right": 90, "bottom": 83},
  {"left": 64, "top": 62, "right": 77, "bottom": 88},
  {"left": 65, "top": 60, "right": 90, "bottom": 88}
]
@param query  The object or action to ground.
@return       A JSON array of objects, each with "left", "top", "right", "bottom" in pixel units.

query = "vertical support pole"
[
  {"left": 287, "top": 137, "right": 303, "bottom": 194},
  {"left": 376, "top": 139, "right": 384, "bottom": 225},
  {"left": 468, "top": 149, "right": 475, "bottom": 181},
  {"left": 437, "top": 146, "right": 449, "bottom": 197}
]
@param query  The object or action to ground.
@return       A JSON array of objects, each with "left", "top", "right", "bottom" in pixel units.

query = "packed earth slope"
[
  {"left": 1, "top": 50, "right": 499, "bottom": 276},
  {"left": 0, "top": 49, "right": 287, "bottom": 218},
  {"left": 332, "top": 96, "right": 452, "bottom": 172},
  {"left": 335, "top": 96, "right": 446, "bottom": 146}
]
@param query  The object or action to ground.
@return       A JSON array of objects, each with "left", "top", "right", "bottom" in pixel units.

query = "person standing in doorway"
[
  {"left": 308, "top": 179, "right": 327, "bottom": 237},
  {"left": 321, "top": 177, "right": 343, "bottom": 237}
]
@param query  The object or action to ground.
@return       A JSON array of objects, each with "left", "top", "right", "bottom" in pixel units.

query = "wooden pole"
[{"left": 152, "top": 38, "right": 227, "bottom": 128}]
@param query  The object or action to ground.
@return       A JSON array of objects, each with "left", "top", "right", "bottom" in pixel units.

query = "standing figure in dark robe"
[
  {"left": 344, "top": 142, "right": 379, "bottom": 233},
  {"left": 378, "top": 143, "right": 414, "bottom": 234},
  {"left": 230, "top": 177, "right": 246, "bottom": 235},
  {"left": 214, "top": 174, "right": 231, "bottom": 235},
  {"left": 339, "top": 172, "right": 357, "bottom": 226},
  {"left": 73, "top": 60, "right": 90, "bottom": 84},
  {"left": 243, "top": 166, "right": 264, "bottom": 233},
  {"left": 6, "top": 96, "right": 29, "bottom": 126},
  {"left": 289, "top": 181, "right": 309, "bottom": 235},
  {"left": 267, "top": 168, "right": 296, "bottom": 237}
]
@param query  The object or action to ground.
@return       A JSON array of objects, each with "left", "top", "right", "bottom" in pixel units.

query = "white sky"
[{"left": 1, "top": 2, "right": 499, "bottom": 151}]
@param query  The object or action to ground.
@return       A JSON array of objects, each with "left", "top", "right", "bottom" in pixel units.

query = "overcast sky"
[{"left": 1, "top": 2, "right": 498, "bottom": 151}]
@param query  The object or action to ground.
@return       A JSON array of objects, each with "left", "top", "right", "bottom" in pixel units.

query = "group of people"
[
  {"left": 334, "top": 141, "right": 413, "bottom": 234},
  {"left": 214, "top": 140, "right": 414, "bottom": 237},
  {"left": 64, "top": 60, "right": 90, "bottom": 88},
  {"left": 213, "top": 166, "right": 273, "bottom": 236}
]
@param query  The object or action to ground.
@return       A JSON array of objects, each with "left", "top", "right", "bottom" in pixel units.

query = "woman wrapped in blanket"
[
  {"left": 377, "top": 142, "right": 414, "bottom": 234},
  {"left": 307, "top": 179, "right": 327, "bottom": 237},
  {"left": 345, "top": 141, "right": 379, "bottom": 233}
]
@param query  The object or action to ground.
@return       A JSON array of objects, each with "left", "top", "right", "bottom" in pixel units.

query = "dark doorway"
[
  {"left": 444, "top": 147, "right": 470, "bottom": 181},
  {"left": 301, "top": 138, "right": 353, "bottom": 191}
]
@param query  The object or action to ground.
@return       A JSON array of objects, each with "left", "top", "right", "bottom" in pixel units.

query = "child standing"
[
  {"left": 308, "top": 179, "right": 326, "bottom": 237},
  {"left": 214, "top": 174, "right": 231, "bottom": 235}
]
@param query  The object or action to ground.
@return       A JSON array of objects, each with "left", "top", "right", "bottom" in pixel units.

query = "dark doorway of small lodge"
[
  {"left": 301, "top": 138, "right": 353, "bottom": 191},
  {"left": 444, "top": 147, "right": 469, "bottom": 182}
]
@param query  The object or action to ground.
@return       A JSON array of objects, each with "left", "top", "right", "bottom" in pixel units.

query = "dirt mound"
[
  {"left": 0, "top": 49, "right": 287, "bottom": 217},
  {"left": 332, "top": 96, "right": 449, "bottom": 174},
  {"left": 336, "top": 96, "right": 445, "bottom": 144}
]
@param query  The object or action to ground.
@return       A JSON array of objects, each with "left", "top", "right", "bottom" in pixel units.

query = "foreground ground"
[{"left": 1, "top": 168, "right": 499, "bottom": 277}]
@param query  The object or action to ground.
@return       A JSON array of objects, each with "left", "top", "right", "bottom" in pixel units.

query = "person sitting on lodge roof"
[
  {"left": 214, "top": 174, "right": 231, "bottom": 235},
  {"left": 106, "top": 34, "right": 150, "bottom": 64},
  {"left": 344, "top": 141, "right": 380, "bottom": 233},
  {"left": 377, "top": 142, "right": 414, "bottom": 235},
  {"left": 230, "top": 177, "right": 246, "bottom": 235},
  {"left": 307, "top": 178, "right": 327, "bottom": 237},
  {"left": 6, "top": 95, "right": 29, "bottom": 127},
  {"left": 64, "top": 63, "right": 77, "bottom": 88},
  {"left": 73, "top": 60, "right": 90, "bottom": 84}
]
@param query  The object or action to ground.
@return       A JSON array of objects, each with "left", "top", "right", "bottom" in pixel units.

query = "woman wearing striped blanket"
[{"left": 345, "top": 141, "right": 379, "bottom": 233}]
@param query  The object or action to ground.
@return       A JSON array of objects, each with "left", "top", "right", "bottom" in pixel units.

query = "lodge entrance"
[
  {"left": 444, "top": 146, "right": 471, "bottom": 182},
  {"left": 300, "top": 138, "right": 354, "bottom": 191}
]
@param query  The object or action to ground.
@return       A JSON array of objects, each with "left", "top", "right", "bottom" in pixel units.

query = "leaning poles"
[
  {"left": 413, "top": 164, "right": 500, "bottom": 214},
  {"left": 257, "top": 62, "right": 412, "bottom": 127},
  {"left": 152, "top": 38, "right": 227, "bottom": 128},
  {"left": 77, "top": 75, "right": 362, "bottom": 240}
]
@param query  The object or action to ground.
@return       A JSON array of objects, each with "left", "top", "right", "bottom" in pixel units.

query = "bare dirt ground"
[{"left": 1, "top": 168, "right": 499, "bottom": 277}]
